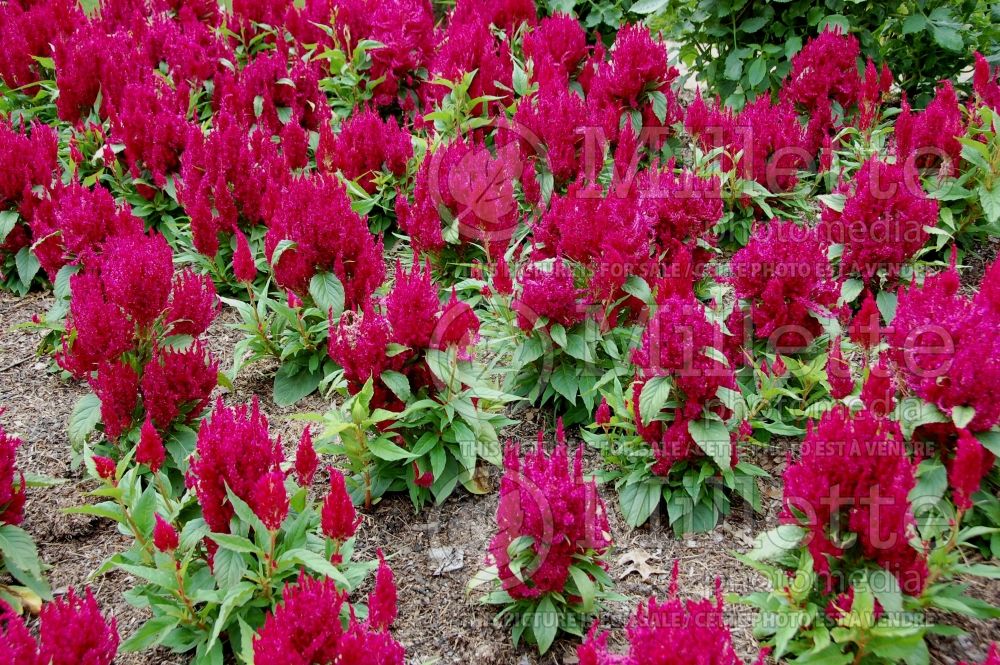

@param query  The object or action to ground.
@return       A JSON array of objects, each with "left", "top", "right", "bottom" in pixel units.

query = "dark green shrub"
[{"left": 641, "top": 0, "right": 1000, "bottom": 107}]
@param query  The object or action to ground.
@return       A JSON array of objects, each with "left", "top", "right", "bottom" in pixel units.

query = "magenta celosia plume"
[
  {"left": 782, "top": 406, "right": 928, "bottom": 595},
  {"left": 253, "top": 571, "right": 404, "bottom": 664},
  {"left": 489, "top": 429, "right": 611, "bottom": 599}
]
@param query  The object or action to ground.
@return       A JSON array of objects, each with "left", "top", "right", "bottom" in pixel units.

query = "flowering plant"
[
  {"left": 583, "top": 294, "right": 766, "bottom": 530},
  {"left": 224, "top": 174, "right": 385, "bottom": 405},
  {"left": 0, "top": 415, "right": 50, "bottom": 614},
  {"left": 60, "top": 231, "right": 219, "bottom": 478},
  {"left": 473, "top": 427, "right": 619, "bottom": 654},
  {"left": 0, "top": 120, "right": 57, "bottom": 295},
  {"left": 0, "top": 587, "right": 118, "bottom": 664},
  {"left": 78, "top": 399, "right": 392, "bottom": 662},
  {"left": 578, "top": 562, "right": 767, "bottom": 665},
  {"left": 316, "top": 262, "right": 516, "bottom": 508},
  {"left": 737, "top": 406, "right": 1000, "bottom": 663}
]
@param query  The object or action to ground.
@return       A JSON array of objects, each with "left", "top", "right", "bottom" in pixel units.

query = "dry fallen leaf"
[{"left": 617, "top": 548, "right": 667, "bottom": 580}]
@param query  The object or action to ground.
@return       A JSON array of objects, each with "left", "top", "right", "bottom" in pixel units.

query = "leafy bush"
[
  {"left": 583, "top": 293, "right": 766, "bottom": 530},
  {"left": 317, "top": 260, "right": 515, "bottom": 508},
  {"left": 81, "top": 398, "right": 396, "bottom": 662},
  {"left": 474, "top": 427, "right": 618, "bottom": 654},
  {"left": 738, "top": 406, "right": 1000, "bottom": 663},
  {"left": 651, "top": 0, "right": 1000, "bottom": 107}
]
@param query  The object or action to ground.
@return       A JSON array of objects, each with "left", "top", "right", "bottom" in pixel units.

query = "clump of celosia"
[
  {"left": 531, "top": 181, "right": 655, "bottom": 304},
  {"left": 578, "top": 563, "right": 766, "bottom": 665},
  {"left": 328, "top": 261, "right": 480, "bottom": 412},
  {"left": 29, "top": 183, "right": 144, "bottom": 280},
  {"left": 317, "top": 107, "right": 413, "bottom": 194},
  {"left": 396, "top": 138, "right": 520, "bottom": 262},
  {"left": 638, "top": 163, "right": 723, "bottom": 268},
  {"left": 489, "top": 427, "right": 611, "bottom": 599},
  {"left": 265, "top": 174, "right": 385, "bottom": 303},
  {"left": 109, "top": 76, "right": 192, "bottom": 187},
  {"left": 253, "top": 566, "right": 404, "bottom": 664},
  {"left": 630, "top": 296, "right": 737, "bottom": 473},
  {"left": 214, "top": 53, "right": 329, "bottom": 139},
  {"left": 448, "top": 0, "right": 536, "bottom": 33},
  {"left": 58, "top": 232, "right": 219, "bottom": 443},
  {"left": 0, "top": 0, "right": 80, "bottom": 92},
  {"left": 0, "top": 414, "right": 25, "bottom": 527},
  {"left": 686, "top": 93, "right": 810, "bottom": 191},
  {"left": 187, "top": 398, "right": 284, "bottom": 541},
  {"left": 728, "top": 221, "right": 841, "bottom": 350},
  {"left": 821, "top": 157, "right": 937, "bottom": 281},
  {"left": 587, "top": 24, "right": 682, "bottom": 142},
  {"left": 523, "top": 14, "right": 588, "bottom": 89},
  {"left": 781, "top": 28, "right": 862, "bottom": 117},
  {"left": 179, "top": 112, "right": 288, "bottom": 258},
  {"left": 0, "top": 588, "right": 119, "bottom": 665},
  {"left": 512, "top": 258, "right": 584, "bottom": 331},
  {"left": 421, "top": 18, "right": 513, "bottom": 116},
  {"left": 333, "top": 0, "right": 437, "bottom": 110},
  {"left": 895, "top": 81, "right": 965, "bottom": 175},
  {"left": 890, "top": 257, "right": 1000, "bottom": 433},
  {"left": 781, "top": 406, "right": 929, "bottom": 595},
  {"left": 0, "top": 120, "right": 58, "bottom": 264},
  {"left": 513, "top": 81, "right": 591, "bottom": 187}
]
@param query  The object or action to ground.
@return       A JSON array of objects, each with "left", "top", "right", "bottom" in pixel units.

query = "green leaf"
[
  {"left": 0, "top": 211, "right": 17, "bottom": 243},
  {"left": 68, "top": 394, "right": 102, "bottom": 446},
  {"left": 747, "top": 524, "right": 805, "bottom": 561},
  {"left": 980, "top": 186, "right": 1000, "bottom": 225},
  {"left": 549, "top": 324, "right": 567, "bottom": 349},
  {"left": 841, "top": 278, "right": 864, "bottom": 303},
  {"left": 902, "top": 14, "right": 927, "bottom": 34},
  {"left": 14, "top": 247, "right": 39, "bottom": 286},
  {"left": 380, "top": 370, "right": 411, "bottom": 402},
  {"left": 648, "top": 90, "right": 668, "bottom": 124},
  {"left": 952, "top": 406, "right": 976, "bottom": 429},
  {"left": 747, "top": 58, "right": 767, "bottom": 87},
  {"left": 208, "top": 532, "right": 261, "bottom": 554},
  {"left": 367, "top": 437, "right": 416, "bottom": 461},
  {"left": 211, "top": 547, "right": 247, "bottom": 590},
  {"left": 277, "top": 548, "right": 349, "bottom": 587},
  {"left": 688, "top": 418, "right": 732, "bottom": 471},
  {"left": 976, "top": 430, "right": 1000, "bottom": 456},
  {"left": 207, "top": 582, "right": 255, "bottom": 651},
  {"left": 740, "top": 16, "right": 768, "bottom": 33},
  {"left": 876, "top": 290, "right": 897, "bottom": 325},
  {"left": 724, "top": 52, "right": 743, "bottom": 81},
  {"left": 120, "top": 615, "right": 180, "bottom": 652},
  {"left": 0, "top": 525, "right": 43, "bottom": 577},
  {"left": 273, "top": 363, "right": 322, "bottom": 406},
  {"left": 308, "top": 271, "right": 345, "bottom": 318},
  {"left": 568, "top": 566, "right": 596, "bottom": 612},
  {"left": 629, "top": 0, "right": 668, "bottom": 13},
  {"left": 534, "top": 594, "right": 558, "bottom": 654},
  {"left": 638, "top": 376, "right": 672, "bottom": 426},
  {"left": 619, "top": 479, "right": 661, "bottom": 527},
  {"left": 931, "top": 25, "right": 963, "bottom": 51}
]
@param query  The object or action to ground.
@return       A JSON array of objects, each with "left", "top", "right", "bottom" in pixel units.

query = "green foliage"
[
  {"left": 736, "top": 501, "right": 1000, "bottom": 663},
  {"left": 655, "top": 0, "right": 1000, "bottom": 108},
  {"left": 76, "top": 461, "right": 377, "bottom": 662},
  {"left": 222, "top": 271, "right": 343, "bottom": 406},
  {"left": 471, "top": 551, "right": 621, "bottom": 654},
  {"left": 582, "top": 378, "right": 766, "bottom": 532},
  {"left": 316, "top": 352, "right": 517, "bottom": 510}
]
